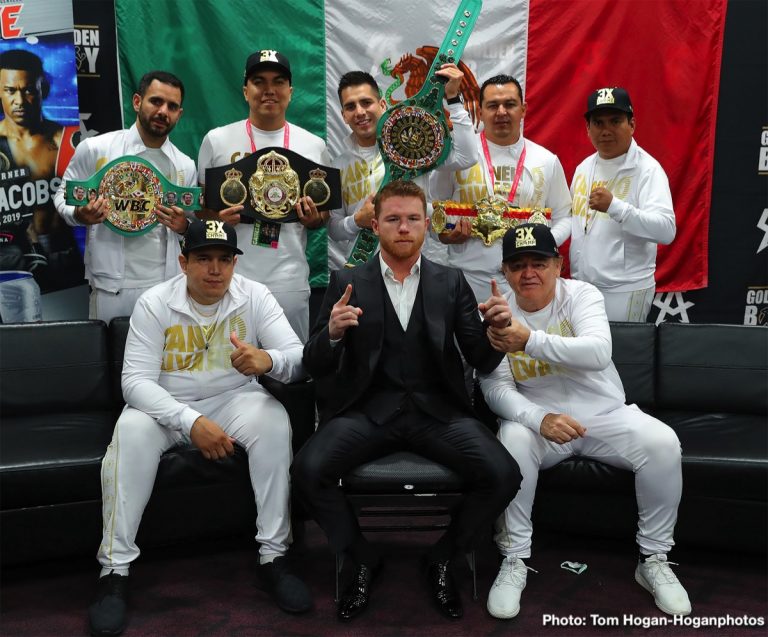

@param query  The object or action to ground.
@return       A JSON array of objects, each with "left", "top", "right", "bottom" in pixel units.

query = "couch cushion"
[
  {"left": 657, "top": 323, "right": 768, "bottom": 414},
  {"left": 0, "top": 412, "right": 115, "bottom": 508},
  {"left": 0, "top": 321, "right": 112, "bottom": 415},
  {"left": 152, "top": 444, "right": 251, "bottom": 489},
  {"left": 342, "top": 452, "right": 465, "bottom": 494},
  {"left": 538, "top": 457, "right": 634, "bottom": 494},
  {"left": 609, "top": 321, "right": 656, "bottom": 409},
  {"left": 657, "top": 410, "right": 767, "bottom": 501}
]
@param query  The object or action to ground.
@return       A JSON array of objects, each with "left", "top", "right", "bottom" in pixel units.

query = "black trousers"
[{"left": 291, "top": 408, "right": 522, "bottom": 556}]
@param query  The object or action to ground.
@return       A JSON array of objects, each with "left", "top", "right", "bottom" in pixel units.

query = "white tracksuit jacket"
[{"left": 122, "top": 271, "right": 304, "bottom": 436}]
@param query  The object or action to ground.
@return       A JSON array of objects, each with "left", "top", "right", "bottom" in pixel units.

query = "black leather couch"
[
  {"left": 530, "top": 322, "right": 767, "bottom": 554},
  {"left": 1, "top": 320, "right": 765, "bottom": 566},
  {"left": 0, "top": 318, "right": 316, "bottom": 566}
]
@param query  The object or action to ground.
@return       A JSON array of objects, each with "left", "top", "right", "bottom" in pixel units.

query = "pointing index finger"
[{"left": 338, "top": 283, "right": 353, "bottom": 306}]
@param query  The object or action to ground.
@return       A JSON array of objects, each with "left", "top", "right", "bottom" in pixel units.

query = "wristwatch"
[{"left": 446, "top": 94, "right": 463, "bottom": 105}]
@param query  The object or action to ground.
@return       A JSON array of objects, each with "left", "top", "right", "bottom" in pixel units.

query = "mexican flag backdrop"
[{"left": 116, "top": 0, "right": 726, "bottom": 290}]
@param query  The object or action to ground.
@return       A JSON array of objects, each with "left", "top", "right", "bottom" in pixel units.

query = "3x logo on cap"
[
  {"left": 585, "top": 86, "right": 633, "bottom": 118},
  {"left": 502, "top": 222, "right": 559, "bottom": 261},
  {"left": 182, "top": 219, "right": 243, "bottom": 255},
  {"left": 244, "top": 50, "right": 292, "bottom": 84}
]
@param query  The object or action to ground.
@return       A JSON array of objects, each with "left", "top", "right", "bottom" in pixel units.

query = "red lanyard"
[
  {"left": 245, "top": 120, "right": 290, "bottom": 153},
  {"left": 480, "top": 131, "right": 526, "bottom": 204}
]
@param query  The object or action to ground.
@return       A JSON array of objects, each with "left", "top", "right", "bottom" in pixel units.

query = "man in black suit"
[{"left": 292, "top": 180, "right": 522, "bottom": 622}]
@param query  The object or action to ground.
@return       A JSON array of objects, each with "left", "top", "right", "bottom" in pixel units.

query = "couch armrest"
[{"left": 259, "top": 376, "right": 316, "bottom": 455}]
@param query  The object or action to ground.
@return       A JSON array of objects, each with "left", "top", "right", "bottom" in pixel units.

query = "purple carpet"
[{"left": 1, "top": 522, "right": 766, "bottom": 637}]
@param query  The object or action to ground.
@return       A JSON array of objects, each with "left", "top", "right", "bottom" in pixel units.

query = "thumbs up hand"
[{"left": 230, "top": 331, "right": 274, "bottom": 376}]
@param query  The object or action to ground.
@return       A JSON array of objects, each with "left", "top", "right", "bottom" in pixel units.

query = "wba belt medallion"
[
  {"left": 345, "top": 0, "right": 483, "bottom": 267},
  {"left": 220, "top": 168, "right": 248, "bottom": 207},
  {"left": 65, "top": 155, "right": 201, "bottom": 237},
  {"left": 303, "top": 168, "right": 332, "bottom": 207},
  {"left": 249, "top": 151, "right": 301, "bottom": 220}
]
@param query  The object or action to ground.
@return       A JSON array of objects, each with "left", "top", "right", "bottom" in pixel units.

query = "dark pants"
[{"left": 291, "top": 408, "right": 522, "bottom": 556}]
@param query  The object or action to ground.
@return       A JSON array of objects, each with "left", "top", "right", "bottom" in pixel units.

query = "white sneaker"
[
  {"left": 487, "top": 556, "right": 534, "bottom": 619},
  {"left": 635, "top": 554, "right": 692, "bottom": 616}
]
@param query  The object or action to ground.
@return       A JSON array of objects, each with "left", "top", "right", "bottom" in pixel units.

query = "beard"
[
  {"left": 138, "top": 109, "right": 173, "bottom": 139},
  {"left": 377, "top": 233, "right": 424, "bottom": 261}
]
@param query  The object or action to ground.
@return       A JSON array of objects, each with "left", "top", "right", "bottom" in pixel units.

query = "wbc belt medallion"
[
  {"left": 344, "top": 0, "right": 483, "bottom": 268},
  {"left": 249, "top": 151, "right": 300, "bottom": 220},
  {"left": 65, "top": 155, "right": 201, "bottom": 237},
  {"left": 98, "top": 161, "right": 161, "bottom": 234},
  {"left": 432, "top": 196, "right": 552, "bottom": 246},
  {"left": 380, "top": 106, "right": 446, "bottom": 171}
]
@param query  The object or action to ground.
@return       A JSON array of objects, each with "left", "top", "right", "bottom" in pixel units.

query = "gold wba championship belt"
[
  {"left": 432, "top": 196, "right": 551, "bottom": 246},
  {"left": 65, "top": 155, "right": 202, "bottom": 237},
  {"left": 205, "top": 147, "right": 341, "bottom": 224},
  {"left": 345, "top": 0, "right": 483, "bottom": 267}
]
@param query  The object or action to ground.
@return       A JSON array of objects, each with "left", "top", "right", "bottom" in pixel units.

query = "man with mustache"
[
  {"left": 0, "top": 49, "right": 83, "bottom": 296},
  {"left": 433, "top": 74, "right": 572, "bottom": 305},
  {"left": 327, "top": 68, "right": 477, "bottom": 271},
  {"left": 54, "top": 70, "right": 196, "bottom": 322},
  {"left": 569, "top": 87, "right": 675, "bottom": 322}
]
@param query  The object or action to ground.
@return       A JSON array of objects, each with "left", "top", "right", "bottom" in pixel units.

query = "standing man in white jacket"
[
  {"left": 327, "top": 68, "right": 478, "bottom": 271},
  {"left": 435, "top": 74, "right": 572, "bottom": 304},
  {"left": 197, "top": 50, "right": 330, "bottom": 343},
  {"left": 87, "top": 220, "right": 311, "bottom": 637},
  {"left": 570, "top": 87, "right": 676, "bottom": 322},
  {"left": 54, "top": 70, "right": 196, "bottom": 322},
  {"left": 479, "top": 223, "right": 690, "bottom": 620}
]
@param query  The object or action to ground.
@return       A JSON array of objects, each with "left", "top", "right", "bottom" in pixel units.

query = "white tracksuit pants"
[
  {"left": 495, "top": 404, "right": 682, "bottom": 557},
  {"left": 599, "top": 285, "right": 655, "bottom": 323},
  {"left": 98, "top": 384, "right": 293, "bottom": 570}
]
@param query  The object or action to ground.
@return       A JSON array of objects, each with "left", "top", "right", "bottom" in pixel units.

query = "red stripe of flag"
[{"left": 524, "top": 0, "right": 727, "bottom": 291}]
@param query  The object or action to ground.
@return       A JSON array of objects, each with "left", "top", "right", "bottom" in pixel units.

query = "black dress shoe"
[
  {"left": 426, "top": 559, "right": 463, "bottom": 619},
  {"left": 337, "top": 562, "right": 381, "bottom": 622}
]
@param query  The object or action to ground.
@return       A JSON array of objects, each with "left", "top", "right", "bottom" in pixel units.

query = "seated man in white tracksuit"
[
  {"left": 479, "top": 222, "right": 691, "bottom": 620},
  {"left": 87, "top": 220, "right": 311, "bottom": 637}
]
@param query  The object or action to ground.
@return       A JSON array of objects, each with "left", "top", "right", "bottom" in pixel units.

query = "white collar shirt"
[{"left": 379, "top": 254, "right": 422, "bottom": 330}]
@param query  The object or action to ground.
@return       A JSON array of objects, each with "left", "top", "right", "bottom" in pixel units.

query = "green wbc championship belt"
[
  {"left": 65, "top": 155, "right": 202, "bottom": 237},
  {"left": 345, "top": 0, "right": 482, "bottom": 267}
]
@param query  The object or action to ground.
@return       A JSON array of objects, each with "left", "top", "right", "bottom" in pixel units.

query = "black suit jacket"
[{"left": 303, "top": 257, "right": 504, "bottom": 425}]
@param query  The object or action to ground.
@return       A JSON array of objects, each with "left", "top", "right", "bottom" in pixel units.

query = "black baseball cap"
[
  {"left": 502, "top": 223, "right": 559, "bottom": 261},
  {"left": 585, "top": 87, "right": 633, "bottom": 118},
  {"left": 244, "top": 50, "right": 292, "bottom": 84},
  {"left": 181, "top": 219, "right": 243, "bottom": 255}
]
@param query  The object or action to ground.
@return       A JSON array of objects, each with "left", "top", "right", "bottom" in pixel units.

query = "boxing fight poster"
[{"left": 0, "top": 0, "right": 82, "bottom": 322}]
